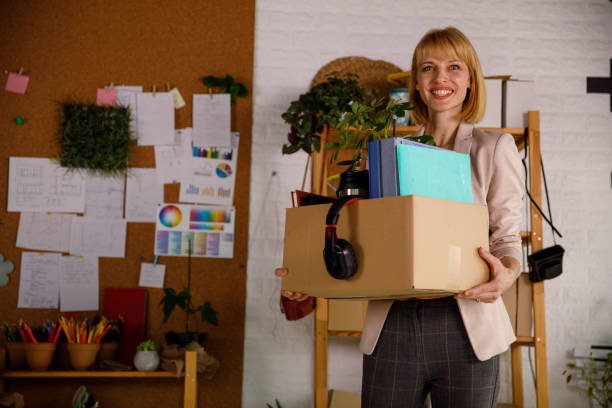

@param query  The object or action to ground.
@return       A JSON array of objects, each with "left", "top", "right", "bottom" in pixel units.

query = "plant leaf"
[{"left": 198, "top": 301, "right": 219, "bottom": 326}]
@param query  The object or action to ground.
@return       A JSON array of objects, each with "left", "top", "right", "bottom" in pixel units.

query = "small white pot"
[{"left": 133, "top": 350, "right": 160, "bottom": 371}]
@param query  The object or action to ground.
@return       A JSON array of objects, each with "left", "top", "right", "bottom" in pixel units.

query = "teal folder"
[{"left": 396, "top": 144, "right": 473, "bottom": 203}]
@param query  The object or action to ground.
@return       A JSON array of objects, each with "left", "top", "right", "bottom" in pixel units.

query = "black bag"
[
  {"left": 522, "top": 132, "right": 564, "bottom": 283},
  {"left": 527, "top": 244, "right": 564, "bottom": 282}
]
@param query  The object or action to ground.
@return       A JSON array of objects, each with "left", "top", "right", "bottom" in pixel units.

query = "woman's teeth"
[{"left": 432, "top": 89, "right": 453, "bottom": 96}]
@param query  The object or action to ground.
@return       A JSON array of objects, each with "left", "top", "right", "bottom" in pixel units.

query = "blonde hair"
[{"left": 409, "top": 27, "right": 486, "bottom": 125}]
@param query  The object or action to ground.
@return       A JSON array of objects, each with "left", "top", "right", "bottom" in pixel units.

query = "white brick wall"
[{"left": 243, "top": 1, "right": 612, "bottom": 407}]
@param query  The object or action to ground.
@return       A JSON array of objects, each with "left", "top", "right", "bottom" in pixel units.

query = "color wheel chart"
[{"left": 154, "top": 204, "right": 235, "bottom": 258}]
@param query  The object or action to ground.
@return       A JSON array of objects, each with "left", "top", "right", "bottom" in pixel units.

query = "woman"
[{"left": 277, "top": 27, "right": 523, "bottom": 408}]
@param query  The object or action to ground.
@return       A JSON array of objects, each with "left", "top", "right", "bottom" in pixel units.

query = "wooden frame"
[
  {"left": 0, "top": 349, "right": 199, "bottom": 408},
  {"left": 311, "top": 111, "right": 548, "bottom": 408}
]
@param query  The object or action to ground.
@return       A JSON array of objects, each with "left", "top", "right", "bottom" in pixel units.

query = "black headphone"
[{"left": 323, "top": 196, "right": 363, "bottom": 280}]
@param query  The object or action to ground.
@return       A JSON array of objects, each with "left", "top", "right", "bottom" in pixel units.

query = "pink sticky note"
[
  {"left": 5, "top": 72, "right": 30, "bottom": 94},
  {"left": 97, "top": 88, "right": 117, "bottom": 106}
]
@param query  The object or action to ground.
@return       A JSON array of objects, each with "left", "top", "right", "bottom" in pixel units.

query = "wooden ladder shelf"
[{"left": 310, "top": 111, "right": 548, "bottom": 408}]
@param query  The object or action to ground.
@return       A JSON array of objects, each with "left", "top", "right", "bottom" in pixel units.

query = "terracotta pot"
[
  {"left": 24, "top": 342, "right": 57, "bottom": 371},
  {"left": 6, "top": 342, "right": 27, "bottom": 370},
  {"left": 97, "top": 341, "right": 119, "bottom": 362},
  {"left": 67, "top": 343, "right": 100, "bottom": 371}
]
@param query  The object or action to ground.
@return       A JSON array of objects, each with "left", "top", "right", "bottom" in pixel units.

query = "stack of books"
[{"left": 367, "top": 138, "right": 473, "bottom": 203}]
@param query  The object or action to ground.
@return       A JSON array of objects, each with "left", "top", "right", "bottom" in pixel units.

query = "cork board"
[{"left": 0, "top": 1, "right": 254, "bottom": 407}]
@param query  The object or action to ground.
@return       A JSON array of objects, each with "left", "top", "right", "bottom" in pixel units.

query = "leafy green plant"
[
  {"left": 266, "top": 399, "right": 283, "bottom": 408},
  {"left": 137, "top": 340, "right": 157, "bottom": 351},
  {"left": 325, "top": 97, "right": 435, "bottom": 170},
  {"left": 281, "top": 73, "right": 368, "bottom": 156},
  {"left": 160, "top": 240, "right": 218, "bottom": 333},
  {"left": 202, "top": 74, "right": 248, "bottom": 104},
  {"left": 564, "top": 351, "right": 612, "bottom": 408},
  {"left": 57, "top": 102, "right": 135, "bottom": 175},
  {"left": 161, "top": 289, "right": 218, "bottom": 328}
]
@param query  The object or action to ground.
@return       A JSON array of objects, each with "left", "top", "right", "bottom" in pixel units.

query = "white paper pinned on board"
[
  {"left": 17, "top": 252, "right": 60, "bottom": 309},
  {"left": 136, "top": 92, "right": 174, "bottom": 146},
  {"left": 110, "top": 85, "right": 143, "bottom": 138},
  {"left": 69, "top": 217, "right": 127, "bottom": 258},
  {"left": 84, "top": 173, "right": 126, "bottom": 219},
  {"left": 125, "top": 168, "right": 164, "bottom": 222},
  {"left": 138, "top": 262, "right": 166, "bottom": 288},
  {"left": 178, "top": 132, "right": 239, "bottom": 206},
  {"left": 154, "top": 128, "right": 193, "bottom": 185},
  {"left": 7, "top": 157, "right": 86, "bottom": 213},
  {"left": 59, "top": 255, "right": 99, "bottom": 312},
  {"left": 16, "top": 212, "right": 74, "bottom": 253},
  {"left": 193, "top": 93, "right": 231, "bottom": 147}
]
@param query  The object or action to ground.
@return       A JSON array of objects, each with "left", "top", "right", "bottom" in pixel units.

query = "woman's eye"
[
  {"left": 450, "top": 64, "right": 460, "bottom": 70},
  {"left": 422, "top": 66, "right": 432, "bottom": 72}
]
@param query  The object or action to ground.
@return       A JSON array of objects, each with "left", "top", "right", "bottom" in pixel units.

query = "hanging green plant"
[
  {"left": 326, "top": 96, "right": 435, "bottom": 170},
  {"left": 56, "top": 101, "right": 135, "bottom": 175},
  {"left": 201, "top": 74, "right": 249, "bottom": 105},
  {"left": 281, "top": 73, "right": 369, "bottom": 156}
]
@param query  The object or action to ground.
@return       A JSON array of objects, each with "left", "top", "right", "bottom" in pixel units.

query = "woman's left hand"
[{"left": 455, "top": 247, "right": 520, "bottom": 304}]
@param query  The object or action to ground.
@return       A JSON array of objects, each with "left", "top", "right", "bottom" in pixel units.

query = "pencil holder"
[
  {"left": 24, "top": 342, "right": 57, "bottom": 371},
  {"left": 67, "top": 343, "right": 100, "bottom": 371},
  {"left": 6, "top": 342, "right": 27, "bottom": 370}
]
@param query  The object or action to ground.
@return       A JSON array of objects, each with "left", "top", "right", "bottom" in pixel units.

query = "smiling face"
[
  {"left": 415, "top": 52, "right": 471, "bottom": 118},
  {"left": 408, "top": 27, "right": 486, "bottom": 125}
]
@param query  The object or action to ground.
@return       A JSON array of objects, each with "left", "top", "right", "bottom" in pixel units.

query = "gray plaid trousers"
[{"left": 362, "top": 297, "right": 500, "bottom": 408}]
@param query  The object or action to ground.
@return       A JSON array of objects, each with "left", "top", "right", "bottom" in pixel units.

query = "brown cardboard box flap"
[{"left": 282, "top": 195, "right": 489, "bottom": 299}]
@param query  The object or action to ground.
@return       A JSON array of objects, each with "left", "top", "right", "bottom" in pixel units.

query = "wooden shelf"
[
  {"left": 328, "top": 331, "right": 361, "bottom": 338},
  {"left": 0, "top": 370, "right": 183, "bottom": 379},
  {"left": 1, "top": 350, "right": 198, "bottom": 408},
  {"left": 312, "top": 111, "right": 547, "bottom": 408}
]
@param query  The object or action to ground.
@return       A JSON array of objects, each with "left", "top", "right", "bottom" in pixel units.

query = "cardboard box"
[
  {"left": 329, "top": 389, "right": 361, "bottom": 408},
  {"left": 282, "top": 195, "right": 489, "bottom": 299},
  {"left": 328, "top": 300, "right": 368, "bottom": 331},
  {"left": 481, "top": 79, "right": 502, "bottom": 128},
  {"left": 503, "top": 79, "right": 535, "bottom": 128},
  {"left": 502, "top": 273, "right": 533, "bottom": 337}
]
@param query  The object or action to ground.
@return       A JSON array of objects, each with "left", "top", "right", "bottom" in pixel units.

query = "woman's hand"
[
  {"left": 275, "top": 267, "right": 310, "bottom": 301},
  {"left": 455, "top": 247, "right": 520, "bottom": 303}
]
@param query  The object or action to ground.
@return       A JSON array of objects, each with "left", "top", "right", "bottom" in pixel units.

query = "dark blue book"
[{"left": 367, "top": 140, "right": 382, "bottom": 198}]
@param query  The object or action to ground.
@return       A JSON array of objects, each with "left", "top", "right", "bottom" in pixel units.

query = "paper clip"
[
  {"left": 153, "top": 255, "right": 158, "bottom": 267},
  {"left": 209, "top": 88, "right": 213, "bottom": 99},
  {"left": 152, "top": 85, "right": 156, "bottom": 97}
]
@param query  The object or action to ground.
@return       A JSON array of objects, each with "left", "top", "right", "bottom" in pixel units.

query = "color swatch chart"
[{"left": 154, "top": 204, "right": 234, "bottom": 258}]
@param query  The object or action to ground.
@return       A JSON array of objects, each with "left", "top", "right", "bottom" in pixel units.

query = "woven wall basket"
[{"left": 310, "top": 56, "right": 404, "bottom": 98}]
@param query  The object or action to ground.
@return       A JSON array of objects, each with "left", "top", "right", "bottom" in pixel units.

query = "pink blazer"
[{"left": 359, "top": 121, "right": 524, "bottom": 361}]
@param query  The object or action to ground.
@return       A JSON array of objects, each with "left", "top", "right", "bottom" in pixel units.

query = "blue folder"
[
  {"left": 368, "top": 137, "right": 439, "bottom": 198},
  {"left": 396, "top": 143, "right": 473, "bottom": 203}
]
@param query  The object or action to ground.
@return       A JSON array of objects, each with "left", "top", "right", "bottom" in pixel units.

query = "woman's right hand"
[{"left": 275, "top": 267, "right": 310, "bottom": 301}]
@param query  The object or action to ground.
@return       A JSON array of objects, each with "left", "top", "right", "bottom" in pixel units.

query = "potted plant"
[
  {"left": 133, "top": 340, "right": 160, "bottom": 371},
  {"left": 326, "top": 96, "right": 434, "bottom": 171},
  {"left": 564, "top": 350, "right": 612, "bottom": 408},
  {"left": 160, "top": 239, "right": 218, "bottom": 348},
  {"left": 281, "top": 73, "right": 368, "bottom": 157}
]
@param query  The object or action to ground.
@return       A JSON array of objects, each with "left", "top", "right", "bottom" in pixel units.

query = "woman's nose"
[{"left": 434, "top": 69, "right": 448, "bottom": 81}]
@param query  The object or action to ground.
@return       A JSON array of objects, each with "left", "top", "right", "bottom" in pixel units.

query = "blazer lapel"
[{"left": 453, "top": 121, "right": 473, "bottom": 154}]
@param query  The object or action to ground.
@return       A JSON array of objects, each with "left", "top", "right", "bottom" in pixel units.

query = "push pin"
[{"left": 15, "top": 116, "right": 24, "bottom": 125}]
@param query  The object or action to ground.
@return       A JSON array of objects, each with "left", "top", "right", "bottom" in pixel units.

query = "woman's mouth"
[{"left": 431, "top": 88, "right": 454, "bottom": 98}]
